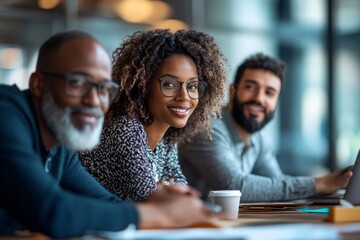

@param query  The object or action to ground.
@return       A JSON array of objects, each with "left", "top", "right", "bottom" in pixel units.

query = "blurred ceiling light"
[
  {"left": 114, "top": 0, "right": 154, "bottom": 23},
  {"left": 0, "top": 47, "right": 22, "bottom": 69},
  {"left": 114, "top": 0, "right": 172, "bottom": 24},
  {"left": 150, "top": 19, "right": 189, "bottom": 32},
  {"left": 38, "top": 0, "right": 61, "bottom": 9},
  {"left": 145, "top": 1, "right": 172, "bottom": 23}
]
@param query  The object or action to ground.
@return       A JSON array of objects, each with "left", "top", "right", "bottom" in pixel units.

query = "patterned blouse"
[{"left": 78, "top": 116, "right": 187, "bottom": 201}]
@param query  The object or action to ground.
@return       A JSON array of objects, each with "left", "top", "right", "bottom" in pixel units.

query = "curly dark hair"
[
  {"left": 107, "top": 29, "right": 227, "bottom": 143},
  {"left": 233, "top": 53, "right": 286, "bottom": 85}
]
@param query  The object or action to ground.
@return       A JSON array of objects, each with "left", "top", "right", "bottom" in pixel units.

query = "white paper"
[{"left": 86, "top": 223, "right": 339, "bottom": 240}]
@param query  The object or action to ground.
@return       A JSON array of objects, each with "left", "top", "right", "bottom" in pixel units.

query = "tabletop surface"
[{"left": 4, "top": 205, "right": 360, "bottom": 240}]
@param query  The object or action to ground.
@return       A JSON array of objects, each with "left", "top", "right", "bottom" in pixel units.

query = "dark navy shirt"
[{"left": 0, "top": 85, "right": 139, "bottom": 238}]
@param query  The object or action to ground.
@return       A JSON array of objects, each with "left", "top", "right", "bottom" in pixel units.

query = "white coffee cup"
[{"left": 208, "top": 190, "right": 241, "bottom": 220}]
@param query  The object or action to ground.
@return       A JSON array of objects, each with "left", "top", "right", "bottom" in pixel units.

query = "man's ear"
[
  {"left": 229, "top": 84, "right": 236, "bottom": 101},
  {"left": 228, "top": 84, "right": 236, "bottom": 111},
  {"left": 29, "top": 72, "right": 43, "bottom": 98}
]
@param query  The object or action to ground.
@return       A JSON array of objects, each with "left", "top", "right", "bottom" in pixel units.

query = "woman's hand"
[
  {"left": 156, "top": 178, "right": 199, "bottom": 198},
  {"left": 157, "top": 178, "right": 175, "bottom": 188}
]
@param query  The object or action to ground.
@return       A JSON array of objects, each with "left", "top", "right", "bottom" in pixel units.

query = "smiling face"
[
  {"left": 36, "top": 38, "right": 112, "bottom": 150},
  {"left": 230, "top": 68, "right": 281, "bottom": 133},
  {"left": 147, "top": 54, "right": 199, "bottom": 131}
]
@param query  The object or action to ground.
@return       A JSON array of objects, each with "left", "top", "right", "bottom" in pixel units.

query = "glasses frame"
[
  {"left": 158, "top": 77, "right": 208, "bottom": 100},
  {"left": 40, "top": 69, "right": 119, "bottom": 103}
]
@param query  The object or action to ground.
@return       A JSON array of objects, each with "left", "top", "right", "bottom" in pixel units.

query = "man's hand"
[
  {"left": 136, "top": 188, "right": 219, "bottom": 229},
  {"left": 315, "top": 166, "right": 353, "bottom": 195}
]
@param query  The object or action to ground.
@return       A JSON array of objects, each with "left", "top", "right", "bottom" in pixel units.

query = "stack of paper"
[{"left": 239, "top": 202, "right": 313, "bottom": 214}]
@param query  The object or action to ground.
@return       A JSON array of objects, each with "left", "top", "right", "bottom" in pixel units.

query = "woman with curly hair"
[{"left": 79, "top": 29, "right": 227, "bottom": 201}]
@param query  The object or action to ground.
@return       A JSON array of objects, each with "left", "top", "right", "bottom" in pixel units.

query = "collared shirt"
[
  {"left": 179, "top": 107, "right": 316, "bottom": 202},
  {"left": 0, "top": 85, "right": 138, "bottom": 237}
]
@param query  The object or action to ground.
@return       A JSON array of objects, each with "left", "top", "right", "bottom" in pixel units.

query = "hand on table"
[
  {"left": 136, "top": 186, "right": 220, "bottom": 229},
  {"left": 156, "top": 178, "right": 198, "bottom": 197},
  {"left": 157, "top": 178, "right": 175, "bottom": 188}
]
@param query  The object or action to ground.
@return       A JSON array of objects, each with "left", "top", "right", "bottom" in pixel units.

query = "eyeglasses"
[
  {"left": 159, "top": 76, "right": 208, "bottom": 99},
  {"left": 40, "top": 70, "right": 119, "bottom": 103}
]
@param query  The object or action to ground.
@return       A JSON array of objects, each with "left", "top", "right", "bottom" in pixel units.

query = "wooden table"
[{"left": 215, "top": 207, "right": 360, "bottom": 240}]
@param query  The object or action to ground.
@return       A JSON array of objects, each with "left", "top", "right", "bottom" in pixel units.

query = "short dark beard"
[{"left": 231, "top": 97, "right": 275, "bottom": 133}]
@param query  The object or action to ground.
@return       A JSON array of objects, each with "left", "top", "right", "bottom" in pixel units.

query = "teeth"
[
  {"left": 170, "top": 108, "right": 187, "bottom": 113},
  {"left": 248, "top": 106, "right": 263, "bottom": 112}
]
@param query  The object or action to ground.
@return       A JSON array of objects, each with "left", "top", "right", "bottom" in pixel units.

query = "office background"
[{"left": 0, "top": 0, "right": 359, "bottom": 176}]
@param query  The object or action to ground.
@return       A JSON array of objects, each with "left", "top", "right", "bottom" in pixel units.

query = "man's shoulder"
[
  {"left": 211, "top": 113, "right": 228, "bottom": 130},
  {"left": 211, "top": 107, "right": 235, "bottom": 130},
  {"left": 0, "top": 85, "right": 31, "bottom": 116},
  {"left": 0, "top": 85, "right": 30, "bottom": 111},
  {"left": 0, "top": 84, "right": 23, "bottom": 99},
  {"left": 0, "top": 85, "right": 41, "bottom": 155},
  {"left": 210, "top": 113, "right": 235, "bottom": 140}
]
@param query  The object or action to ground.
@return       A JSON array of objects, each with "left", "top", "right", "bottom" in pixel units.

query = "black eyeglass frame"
[
  {"left": 40, "top": 69, "right": 119, "bottom": 103},
  {"left": 158, "top": 77, "right": 208, "bottom": 100}
]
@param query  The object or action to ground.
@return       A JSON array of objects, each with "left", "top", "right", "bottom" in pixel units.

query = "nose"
[
  {"left": 174, "top": 83, "right": 190, "bottom": 101},
  {"left": 252, "top": 89, "right": 265, "bottom": 105},
  {"left": 82, "top": 86, "right": 103, "bottom": 107}
]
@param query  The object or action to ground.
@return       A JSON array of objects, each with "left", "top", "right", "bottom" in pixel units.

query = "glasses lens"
[
  {"left": 89, "top": 81, "right": 119, "bottom": 103},
  {"left": 65, "top": 74, "right": 119, "bottom": 103},
  {"left": 160, "top": 77, "right": 180, "bottom": 97},
  {"left": 187, "top": 81, "right": 207, "bottom": 99},
  {"left": 65, "top": 74, "right": 89, "bottom": 97}
]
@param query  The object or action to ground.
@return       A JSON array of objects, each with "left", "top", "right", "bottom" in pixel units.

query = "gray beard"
[{"left": 41, "top": 90, "right": 104, "bottom": 151}]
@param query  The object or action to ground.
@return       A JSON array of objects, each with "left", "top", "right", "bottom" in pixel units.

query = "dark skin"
[
  {"left": 145, "top": 54, "right": 200, "bottom": 189},
  {"left": 109, "top": 29, "right": 227, "bottom": 144},
  {"left": 28, "top": 38, "right": 218, "bottom": 229},
  {"left": 29, "top": 38, "right": 111, "bottom": 150},
  {"left": 145, "top": 54, "right": 199, "bottom": 151}
]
